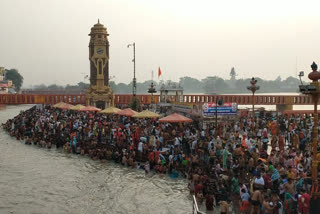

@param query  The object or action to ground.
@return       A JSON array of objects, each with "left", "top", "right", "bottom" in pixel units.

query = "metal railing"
[{"left": 192, "top": 195, "right": 206, "bottom": 214}]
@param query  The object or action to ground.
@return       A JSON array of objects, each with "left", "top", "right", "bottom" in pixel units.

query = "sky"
[{"left": 1, "top": 0, "right": 320, "bottom": 88}]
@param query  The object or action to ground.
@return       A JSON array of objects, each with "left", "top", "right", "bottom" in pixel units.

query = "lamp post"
[
  {"left": 148, "top": 82, "right": 157, "bottom": 108},
  {"left": 215, "top": 96, "right": 218, "bottom": 129},
  {"left": 127, "top": 43, "right": 136, "bottom": 98},
  {"left": 148, "top": 70, "right": 157, "bottom": 108},
  {"left": 215, "top": 97, "right": 223, "bottom": 133},
  {"left": 247, "top": 77, "right": 260, "bottom": 132},
  {"left": 299, "top": 62, "right": 320, "bottom": 195}
]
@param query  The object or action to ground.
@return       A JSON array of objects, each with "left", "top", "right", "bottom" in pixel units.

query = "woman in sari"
[{"left": 284, "top": 192, "right": 293, "bottom": 214}]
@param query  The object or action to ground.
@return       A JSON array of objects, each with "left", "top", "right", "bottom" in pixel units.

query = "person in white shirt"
[
  {"left": 254, "top": 172, "right": 265, "bottom": 188},
  {"left": 174, "top": 137, "right": 180, "bottom": 146},
  {"left": 192, "top": 139, "right": 197, "bottom": 153},
  {"left": 137, "top": 139, "right": 142, "bottom": 150}
]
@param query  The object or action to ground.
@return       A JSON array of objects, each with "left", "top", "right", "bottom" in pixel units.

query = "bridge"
[{"left": 0, "top": 93, "right": 314, "bottom": 111}]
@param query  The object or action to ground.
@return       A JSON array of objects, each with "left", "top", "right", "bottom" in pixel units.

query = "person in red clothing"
[
  {"left": 278, "top": 135, "right": 285, "bottom": 152},
  {"left": 194, "top": 182, "right": 203, "bottom": 195},
  {"left": 263, "top": 170, "right": 273, "bottom": 190},
  {"left": 298, "top": 189, "right": 310, "bottom": 214},
  {"left": 205, "top": 194, "right": 214, "bottom": 211},
  {"left": 148, "top": 151, "right": 154, "bottom": 168}
]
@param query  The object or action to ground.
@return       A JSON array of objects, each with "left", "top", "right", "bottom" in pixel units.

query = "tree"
[
  {"left": 202, "top": 76, "right": 227, "bottom": 94},
  {"left": 47, "top": 84, "right": 63, "bottom": 90},
  {"left": 109, "top": 81, "right": 117, "bottom": 92},
  {"left": 130, "top": 97, "right": 140, "bottom": 111},
  {"left": 5, "top": 69, "right": 24, "bottom": 91},
  {"left": 179, "top": 76, "right": 202, "bottom": 92},
  {"left": 77, "top": 82, "right": 89, "bottom": 90}
]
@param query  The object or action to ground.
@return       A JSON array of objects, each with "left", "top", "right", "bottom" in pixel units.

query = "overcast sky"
[{"left": 1, "top": 0, "right": 320, "bottom": 87}]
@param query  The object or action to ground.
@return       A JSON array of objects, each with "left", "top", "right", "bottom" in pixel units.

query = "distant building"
[
  {"left": 159, "top": 81, "right": 184, "bottom": 103},
  {"left": 0, "top": 67, "right": 16, "bottom": 94}
]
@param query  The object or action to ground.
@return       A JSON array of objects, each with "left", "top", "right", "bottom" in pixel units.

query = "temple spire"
[{"left": 98, "top": 19, "right": 100, "bottom": 24}]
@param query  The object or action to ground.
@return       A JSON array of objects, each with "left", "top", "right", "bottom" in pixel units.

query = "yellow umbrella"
[
  {"left": 132, "top": 110, "right": 162, "bottom": 118},
  {"left": 70, "top": 104, "right": 85, "bottom": 111},
  {"left": 53, "top": 102, "right": 66, "bottom": 108},
  {"left": 57, "top": 103, "right": 74, "bottom": 110},
  {"left": 100, "top": 106, "right": 121, "bottom": 114}
]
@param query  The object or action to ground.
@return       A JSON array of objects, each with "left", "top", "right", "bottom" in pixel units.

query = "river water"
[{"left": 0, "top": 105, "right": 191, "bottom": 214}]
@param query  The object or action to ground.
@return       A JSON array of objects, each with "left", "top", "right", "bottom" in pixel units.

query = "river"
[{"left": 0, "top": 105, "right": 191, "bottom": 214}]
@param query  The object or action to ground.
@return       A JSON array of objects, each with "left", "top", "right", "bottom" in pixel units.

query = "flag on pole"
[{"left": 158, "top": 67, "right": 162, "bottom": 78}]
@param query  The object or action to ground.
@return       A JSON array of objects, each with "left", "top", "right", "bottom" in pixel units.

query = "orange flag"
[{"left": 158, "top": 67, "right": 162, "bottom": 78}]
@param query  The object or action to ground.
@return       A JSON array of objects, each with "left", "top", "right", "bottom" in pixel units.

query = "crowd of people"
[{"left": 2, "top": 104, "right": 320, "bottom": 214}]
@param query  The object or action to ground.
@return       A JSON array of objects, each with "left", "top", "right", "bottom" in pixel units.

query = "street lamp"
[
  {"left": 215, "top": 97, "right": 223, "bottom": 130},
  {"left": 148, "top": 70, "right": 157, "bottom": 108},
  {"left": 299, "top": 62, "right": 320, "bottom": 197},
  {"left": 247, "top": 77, "right": 260, "bottom": 130},
  {"left": 148, "top": 82, "right": 157, "bottom": 106},
  {"left": 127, "top": 43, "right": 136, "bottom": 98}
]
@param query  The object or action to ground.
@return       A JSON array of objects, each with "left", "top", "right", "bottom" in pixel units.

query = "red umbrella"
[
  {"left": 159, "top": 113, "right": 192, "bottom": 123},
  {"left": 79, "top": 106, "right": 101, "bottom": 112},
  {"left": 116, "top": 108, "right": 138, "bottom": 117}
]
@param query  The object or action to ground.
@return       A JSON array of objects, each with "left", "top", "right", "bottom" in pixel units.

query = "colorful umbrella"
[
  {"left": 159, "top": 113, "right": 192, "bottom": 123},
  {"left": 53, "top": 102, "right": 66, "bottom": 108},
  {"left": 58, "top": 103, "right": 74, "bottom": 110},
  {"left": 100, "top": 106, "right": 121, "bottom": 114},
  {"left": 79, "top": 106, "right": 101, "bottom": 112},
  {"left": 116, "top": 108, "right": 137, "bottom": 117},
  {"left": 70, "top": 104, "right": 85, "bottom": 111},
  {"left": 132, "top": 110, "right": 161, "bottom": 118}
]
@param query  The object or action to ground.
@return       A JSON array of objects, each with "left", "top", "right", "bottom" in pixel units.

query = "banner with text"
[{"left": 202, "top": 102, "right": 237, "bottom": 116}]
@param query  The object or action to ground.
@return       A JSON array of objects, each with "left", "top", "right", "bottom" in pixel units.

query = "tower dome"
[{"left": 89, "top": 19, "right": 109, "bottom": 36}]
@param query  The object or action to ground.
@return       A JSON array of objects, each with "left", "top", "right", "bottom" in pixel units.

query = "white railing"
[{"left": 192, "top": 195, "right": 206, "bottom": 214}]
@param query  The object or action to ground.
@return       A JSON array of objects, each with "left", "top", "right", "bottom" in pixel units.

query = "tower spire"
[{"left": 98, "top": 19, "right": 100, "bottom": 24}]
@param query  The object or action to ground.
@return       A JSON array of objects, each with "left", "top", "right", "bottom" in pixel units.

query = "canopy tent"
[
  {"left": 116, "top": 108, "right": 137, "bottom": 117},
  {"left": 132, "top": 110, "right": 161, "bottom": 118},
  {"left": 100, "top": 106, "right": 121, "bottom": 114},
  {"left": 57, "top": 103, "right": 74, "bottom": 110},
  {"left": 79, "top": 106, "right": 101, "bottom": 112},
  {"left": 53, "top": 102, "right": 66, "bottom": 108},
  {"left": 70, "top": 104, "right": 85, "bottom": 111},
  {"left": 159, "top": 113, "right": 192, "bottom": 123}
]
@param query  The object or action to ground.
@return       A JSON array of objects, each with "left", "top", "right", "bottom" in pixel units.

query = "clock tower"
[{"left": 85, "top": 20, "right": 114, "bottom": 109}]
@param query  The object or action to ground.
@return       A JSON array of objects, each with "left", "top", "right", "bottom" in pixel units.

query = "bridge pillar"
[{"left": 276, "top": 104, "right": 293, "bottom": 112}]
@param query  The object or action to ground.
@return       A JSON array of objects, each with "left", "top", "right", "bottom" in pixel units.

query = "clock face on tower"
[{"left": 97, "top": 48, "right": 104, "bottom": 55}]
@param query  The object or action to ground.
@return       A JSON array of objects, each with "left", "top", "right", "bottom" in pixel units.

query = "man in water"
[
  {"left": 251, "top": 188, "right": 262, "bottom": 214},
  {"left": 219, "top": 200, "right": 229, "bottom": 214}
]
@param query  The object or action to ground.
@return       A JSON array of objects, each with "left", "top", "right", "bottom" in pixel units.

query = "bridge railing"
[
  {"left": 0, "top": 94, "right": 313, "bottom": 105},
  {"left": 181, "top": 94, "right": 312, "bottom": 105},
  {"left": 0, "top": 94, "right": 86, "bottom": 105}
]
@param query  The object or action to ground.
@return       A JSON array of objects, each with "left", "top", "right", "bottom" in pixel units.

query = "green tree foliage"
[
  {"left": 5, "top": 69, "right": 24, "bottom": 91},
  {"left": 130, "top": 97, "right": 140, "bottom": 111},
  {"left": 47, "top": 84, "right": 64, "bottom": 90},
  {"left": 201, "top": 76, "right": 228, "bottom": 94},
  {"left": 24, "top": 75, "right": 303, "bottom": 94},
  {"left": 179, "top": 77, "right": 202, "bottom": 93}
]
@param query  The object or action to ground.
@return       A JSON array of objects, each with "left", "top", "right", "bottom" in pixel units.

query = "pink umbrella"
[
  {"left": 159, "top": 113, "right": 192, "bottom": 123},
  {"left": 116, "top": 108, "right": 138, "bottom": 117},
  {"left": 79, "top": 106, "right": 101, "bottom": 112}
]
